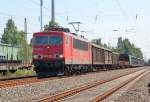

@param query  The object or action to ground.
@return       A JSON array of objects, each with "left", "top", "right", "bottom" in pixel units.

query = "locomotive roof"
[
  {"left": 34, "top": 30, "right": 90, "bottom": 43},
  {"left": 44, "top": 27, "right": 70, "bottom": 33}
]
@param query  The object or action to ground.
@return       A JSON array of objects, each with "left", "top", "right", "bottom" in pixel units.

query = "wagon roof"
[
  {"left": 91, "top": 43, "right": 112, "bottom": 52},
  {"left": 129, "top": 55, "right": 144, "bottom": 60},
  {"left": 112, "top": 52, "right": 119, "bottom": 55}
]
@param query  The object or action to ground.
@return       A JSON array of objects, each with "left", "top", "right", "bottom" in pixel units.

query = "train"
[
  {"left": 32, "top": 27, "right": 144, "bottom": 76},
  {"left": 0, "top": 43, "right": 31, "bottom": 75}
]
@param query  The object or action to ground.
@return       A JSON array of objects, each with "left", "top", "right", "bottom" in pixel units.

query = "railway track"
[
  {"left": 0, "top": 68, "right": 136, "bottom": 89},
  {"left": 0, "top": 75, "right": 36, "bottom": 81},
  {"left": 0, "top": 75, "right": 70, "bottom": 89},
  {"left": 0, "top": 75, "right": 37, "bottom": 88},
  {"left": 89, "top": 69, "right": 149, "bottom": 102},
  {"left": 38, "top": 68, "right": 148, "bottom": 102},
  {"left": 0, "top": 70, "right": 105, "bottom": 89}
]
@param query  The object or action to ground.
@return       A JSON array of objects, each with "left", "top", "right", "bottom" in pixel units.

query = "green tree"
[
  {"left": 92, "top": 37, "right": 143, "bottom": 58},
  {"left": 103, "top": 43, "right": 108, "bottom": 48},
  {"left": 92, "top": 38, "right": 102, "bottom": 46},
  {"left": 18, "top": 44, "right": 32, "bottom": 61},
  {"left": 44, "top": 21, "right": 59, "bottom": 30},
  {"left": 1, "top": 19, "right": 25, "bottom": 45},
  {"left": 1, "top": 19, "right": 31, "bottom": 61},
  {"left": 114, "top": 37, "right": 143, "bottom": 58},
  {"left": 91, "top": 38, "right": 110, "bottom": 48}
]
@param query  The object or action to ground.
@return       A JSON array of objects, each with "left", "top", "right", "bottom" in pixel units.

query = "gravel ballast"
[
  {"left": 102, "top": 68, "right": 150, "bottom": 102},
  {"left": 0, "top": 67, "right": 146, "bottom": 102},
  {"left": 60, "top": 69, "right": 145, "bottom": 102}
]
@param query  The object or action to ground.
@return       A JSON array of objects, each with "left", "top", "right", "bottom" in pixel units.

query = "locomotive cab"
[{"left": 32, "top": 31, "right": 65, "bottom": 76}]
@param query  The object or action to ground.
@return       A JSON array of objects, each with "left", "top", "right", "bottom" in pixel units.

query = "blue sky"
[{"left": 0, "top": 0, "right": 150, "bottom": 59}]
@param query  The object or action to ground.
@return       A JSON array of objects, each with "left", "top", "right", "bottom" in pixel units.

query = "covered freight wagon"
[
  {"left": 0, "top": 43, "right": 21, "bottom": 61},
  {"left": 0, "top": 43, "right": 32, "bottom": 74},
  {"left": 91, "top": 44, "right": 113, "bottom": 69},
  {"left": 129, "top": 55, "right": 144, "bottom": 67}
]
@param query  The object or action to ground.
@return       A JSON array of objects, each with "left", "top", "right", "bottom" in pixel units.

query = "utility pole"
[
  {"left": 51, "top": 0, "right": 55, "bottom": 22},
  {"left": 40, "top": 0, "right": 43, "bottom": 31},
  {"left": 24, "top": 18, "right": 27, "bottom": 38},
  {"left": 24, "top": 18, "right": 28, "bottom": 66}
]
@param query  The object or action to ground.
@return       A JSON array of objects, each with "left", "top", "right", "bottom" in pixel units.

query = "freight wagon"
[
  {"left": 118, "top": 54, "right": 144, "bottom": 68},
  {"left": 0, "top": 43, "right": 31, "bottom": 75},
  {"left": 92, "top": 44, "right": 113, "bottom": 69}
]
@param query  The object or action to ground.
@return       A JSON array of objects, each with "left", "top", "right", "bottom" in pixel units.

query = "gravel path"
[
  {"left": 102, "top": 68, "right": 150, "bottom": 102},
  {"left": 0, "top": 67, "right": 146, "bottom": 102}
]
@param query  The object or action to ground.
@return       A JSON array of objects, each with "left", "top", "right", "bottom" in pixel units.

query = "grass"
[
  {"left": 13, "top": 69, "right": 35, "bottom": 76},
  {"left": 0, "top": 69, "right": 36, "bottom": 78}
]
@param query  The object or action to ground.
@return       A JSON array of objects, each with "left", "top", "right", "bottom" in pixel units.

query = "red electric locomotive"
[{"left": 32, "top": 28, "right": 91, "bottom": 76}]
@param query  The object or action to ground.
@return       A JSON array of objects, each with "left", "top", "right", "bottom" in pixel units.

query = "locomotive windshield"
[
  {"left": 34, "top": 36, "right": 48, "bottom": 44},
  {"left": 34, "top": 35, "right": 62, "bottom": 44},
  {"left": 49, "top": 36, "right": 62, "bottom": 44}
]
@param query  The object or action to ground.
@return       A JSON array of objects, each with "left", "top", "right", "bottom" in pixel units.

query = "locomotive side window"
[{"left": 73, "top": 38, "right": 88, "bottom": 50}]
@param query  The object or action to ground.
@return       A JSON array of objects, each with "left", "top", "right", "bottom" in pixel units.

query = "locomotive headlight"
[
  {"left": 33, "top": 55, "right": 38, "bottom": 59},
  {"left": 55, "top": 54, "right": 63, "bottom": 58},
  {"left": 59, "top": 54, "right": 63, "bottom": 58},
  {"left": 33, "top": 55, "right": 44, "bottom": 59}
]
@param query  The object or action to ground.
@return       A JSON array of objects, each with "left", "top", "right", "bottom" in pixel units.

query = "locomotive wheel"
[{"left": 64, "top": 66, "right": 70, "bottom": 75}]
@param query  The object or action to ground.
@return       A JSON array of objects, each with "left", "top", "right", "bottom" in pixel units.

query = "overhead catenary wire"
[
  {"left": 0, "top": 12, "right": 12, "bottom": 17},
  {"left": 115, "top": 0, "right": 134, "bottom": 28}
]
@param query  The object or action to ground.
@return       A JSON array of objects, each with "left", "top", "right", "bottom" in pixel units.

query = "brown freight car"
[{"left": 91, "top": 44, "right": 113, "bottom": 70}]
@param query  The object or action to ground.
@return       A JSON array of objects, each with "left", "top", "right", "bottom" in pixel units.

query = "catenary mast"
[{"left": 51, "top": 0, "right": 55, "bottom": 22}]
